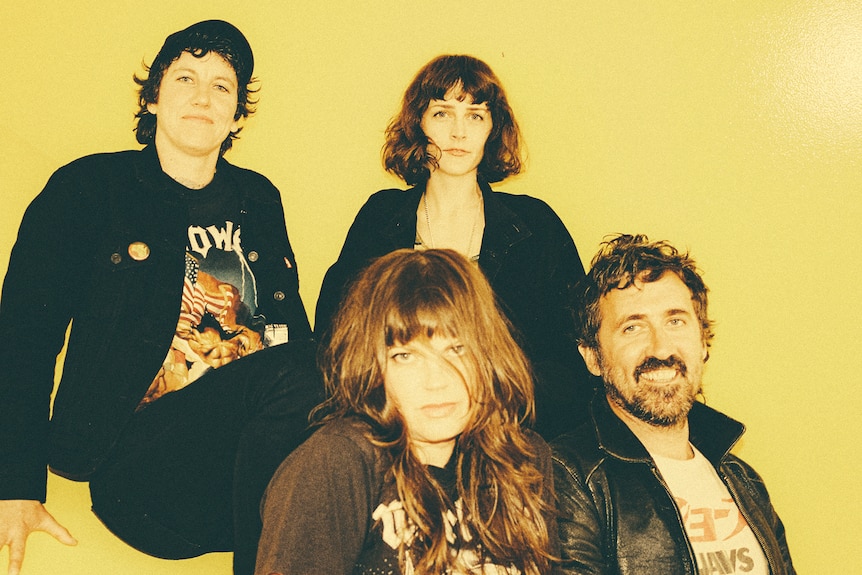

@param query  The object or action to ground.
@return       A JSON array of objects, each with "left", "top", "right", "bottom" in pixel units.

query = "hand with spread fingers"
[{"left": 0, "top": 499, "right": 76, "bottom": 575}]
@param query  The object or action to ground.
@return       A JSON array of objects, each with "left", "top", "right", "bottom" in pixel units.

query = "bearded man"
[{"left": 551, "top": 234, "right": 795, "bottom": 575}]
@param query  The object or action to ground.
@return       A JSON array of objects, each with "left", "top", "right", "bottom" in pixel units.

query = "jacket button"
[
  {"left": 128, "top": 241, "right": 150, "bottom": 261},
  {"left": 248, "top": 251, "right": 259, "bottom": 262},
  {"left": 273, "top": 291, "right": 285, "bottom": 301},
  {"left": 110, "top": 253, "right": 122, "bottom": 264}
]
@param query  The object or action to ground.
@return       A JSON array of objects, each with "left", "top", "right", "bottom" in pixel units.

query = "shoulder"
[
  {"left": 341, "top": 187, "right": 420, "bottom": 232},
  {"left": 284, "top": 418, "right": 383, "bottom": 472},
  {"left": 360, "top": 187, "right": 418, "bottom": 211},
  {"left": 487, "top": 189, "right": 573, "bottom": 240},
  {"left": 218, "top": 158, "right": 281, "bottom": 202},
  {"left": 51, "top": 150, "right": 139, "bottom": 180},
  {"left": 524, "top": 428, "right": 553, "bottom": 462},
  {"left": 263, "top": 419, "right": 386, "bottom": 512},
  {"left": 550, "top": 423, "right": 605, "bottom": 484},
  {"left": 31, "top": 150, "right": 142, "bottom": 212},
  {"left": 721, "top": 453, "right": 772, "bottom": 497},
  {"left": 489, "top": 190, "right": 563, "bottom": 220}
]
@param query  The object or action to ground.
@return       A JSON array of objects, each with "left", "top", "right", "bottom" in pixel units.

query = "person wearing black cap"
[{"left": 0, "top": 20, "right": 321, "bottom": 575}]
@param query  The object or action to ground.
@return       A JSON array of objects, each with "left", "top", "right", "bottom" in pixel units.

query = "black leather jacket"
[
  {"left": 551, "top": 397, "right": 795, "bottom": 574},
  {"left": 0, "top": 147, "right": 311, "bottom": 499}
]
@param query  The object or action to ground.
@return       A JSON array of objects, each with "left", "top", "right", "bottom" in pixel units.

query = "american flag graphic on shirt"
[{"left": 138, "top": 220, "right": 268, "bottom": 408}]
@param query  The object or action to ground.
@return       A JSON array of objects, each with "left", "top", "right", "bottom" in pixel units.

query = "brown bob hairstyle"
[{"left": 382, "top": 55, "right": 523, "bottom": 185}]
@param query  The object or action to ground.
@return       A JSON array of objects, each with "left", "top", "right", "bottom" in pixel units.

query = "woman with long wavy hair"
[{"left": 256, "top": 249, "right": 558, "bottom": 575}]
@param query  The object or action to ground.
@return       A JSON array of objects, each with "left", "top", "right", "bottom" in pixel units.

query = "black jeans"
[{"left": 88, "top": 339, "right": 323, "bottom": 575}]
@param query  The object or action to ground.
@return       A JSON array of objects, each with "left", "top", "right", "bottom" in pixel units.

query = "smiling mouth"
[
  {"left": 635, "top": 357, "right": 687, "bottom": 384},
  {"left": 637, "top": 368, "right": 680, "bottom": 384}
]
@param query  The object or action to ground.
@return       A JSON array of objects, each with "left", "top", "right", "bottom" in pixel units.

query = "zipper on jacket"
[
  {"left": 649, "top": 463, "right": 699, "bottom": 575},
  {"left": 718, "top": 467, "right": 779, "bottom": 575}
]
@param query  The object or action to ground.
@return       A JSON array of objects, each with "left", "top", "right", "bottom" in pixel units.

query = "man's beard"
[{"left": 602, "top": 355, "right": 701, "bottom": 427}]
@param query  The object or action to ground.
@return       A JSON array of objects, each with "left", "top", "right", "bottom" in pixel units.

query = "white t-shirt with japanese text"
[{"left": 652, "top": 446, "right": 769, "bottom": 575}]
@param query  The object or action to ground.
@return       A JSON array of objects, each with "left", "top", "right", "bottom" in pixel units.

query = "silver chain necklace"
[{"left": 422, "top": 191, "right": 482, "bottom": 258}]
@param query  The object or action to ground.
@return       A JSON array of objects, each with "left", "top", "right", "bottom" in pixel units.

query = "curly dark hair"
[
  {"left": 382, "top": 55, "right": 523, "bottom": 185},
  {"left": 133, "top": 20, "right": 258, "bottom": 156},
  {"left": 575, "top": 234, "right": 715, "bottom": 350}
]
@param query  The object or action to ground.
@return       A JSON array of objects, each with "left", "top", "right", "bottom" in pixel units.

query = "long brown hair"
[{"left": 315, "top": 249, "right": 553, "bottom": 574}]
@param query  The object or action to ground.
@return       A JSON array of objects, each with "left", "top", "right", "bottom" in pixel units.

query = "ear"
[
  {"left": 579, "top": 344, "right": 602, "bottom": 377},
  {"left": 146, "top": 102, "right": 157, "bottom": 115}
]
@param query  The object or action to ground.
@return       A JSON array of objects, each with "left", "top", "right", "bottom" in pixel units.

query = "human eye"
[
  {"left": 448, "top": 342, "right": 466, "bottom": 356},
  {"left": 666, "top": 311, "right": 693, "bottom": 328},
  {"left": 213, "top": 79, "right": 235, "bottom": 94},
  {"left": 388, "top": 347, "right": 413, "bottom": 364},
  {"left": 622, "top": 323, "right": 642, "bottom": 335}
]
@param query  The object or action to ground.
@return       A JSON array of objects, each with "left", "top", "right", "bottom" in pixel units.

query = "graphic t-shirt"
[
  {"left": 652, "top": 446, "right": 769, "bottom": 575},
  {"left": 139, "top": 172, "right": 288, "bottom": 407},
  {"left": 257, "top": 418, "right": 554, "bottom": 575},
  {"left": 357, "top": 461, "right": 522, "bottom": 575}
]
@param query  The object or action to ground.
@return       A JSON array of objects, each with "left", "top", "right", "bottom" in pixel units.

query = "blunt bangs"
[
  {"left": 375, "top": 251, "right": 478, "bottom": 348},
  {"left": 419, "top": 62, "right": 501, "bottom": 110},
  {"left": 383, "top": 290, "right": 463, "bottom": 348}
]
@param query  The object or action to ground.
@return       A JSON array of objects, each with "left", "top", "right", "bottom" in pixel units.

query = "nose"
[
  {"left": 451, "top": 116, "right": 467, "bottom": 140},
  {"left": 421, "top": 355, "right": 460, "bottom": 390},
  {"left": 647, "top": 326, "right": 674, "bottom": 359},
  {"left": 193, "top": 85, "right": 210, "bottom": 106}
]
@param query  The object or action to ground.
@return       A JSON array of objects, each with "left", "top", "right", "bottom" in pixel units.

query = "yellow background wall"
[{"left": 1, "top": 1, "right": 858, "bottom": 573}]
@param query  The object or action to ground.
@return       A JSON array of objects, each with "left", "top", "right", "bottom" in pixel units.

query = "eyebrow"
[
  {"left": 428, "top": 101, "right": 489, "bottom": 110},
  {"left": 615, "top": 308, "right": 693, "bottom": 326},
  {"left": 171, "top": 67, "right": 237, "bottom": 86},
  {"left": 615, "top": 313, "right": 646, "bottom": 327},
  {"left": 666, "top": 308, "right": 694, "bottom": 317}
]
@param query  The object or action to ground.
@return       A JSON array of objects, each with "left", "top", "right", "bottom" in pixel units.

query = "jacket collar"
[
  {"left": 380, "top": 184, "right": 423, "bottom": 242},
  {"left": 478, "top": 179, "right": 533, "bottom": 280},
  {"left": 380, "top": 179, "right": 533, "bottom": 280},
  {"left": 133, "top": 145, "right": 237, "bottom": 193},
  {"left": 590, "top": 392, "right": 746, "bottom": 468},
  {"left": 131, "top": 146, "right": 267, "bottom": 218},
  {"left": 132, "top": 145, "right": 168, "bottom": 191}
]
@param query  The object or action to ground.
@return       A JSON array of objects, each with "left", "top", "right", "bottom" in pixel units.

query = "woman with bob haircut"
[
  {"left": 256, "top": 249, "right": 559, "bottom": 575},
  {"left": 315, "top": 54, "right": 593, "bottom": 439}
]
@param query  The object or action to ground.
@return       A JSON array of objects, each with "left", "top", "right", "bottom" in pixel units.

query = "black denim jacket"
[
  {"left": 551, "top": 397, "right": 795, "bottom": 575},
  {"left": 0, "top": 147, "right": 310, "bottom": 499}
]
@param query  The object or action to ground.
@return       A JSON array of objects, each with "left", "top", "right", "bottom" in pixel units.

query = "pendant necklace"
[{"left": 422, "top": 190, "right": 483, "bottom": 258}]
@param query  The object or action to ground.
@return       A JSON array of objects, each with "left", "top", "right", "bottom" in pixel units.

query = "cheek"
[
  {"left": 420, "top": 124, "right": 441, "bottom": 144},
  {"left": 382, "top": 376, "right": 417, "bottom": 411},
  {"left": 419, "top": 116, "right": 431, "bottom": 135},
  {"left": 475, "top": 124, "right": 493, "bottom": 145},
  {"left": 605, "top": 341, "right": 640, "bottom": 366}
]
